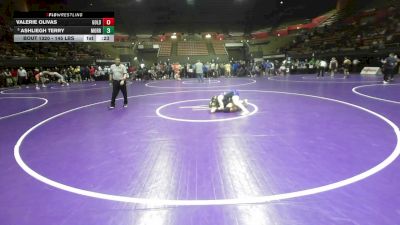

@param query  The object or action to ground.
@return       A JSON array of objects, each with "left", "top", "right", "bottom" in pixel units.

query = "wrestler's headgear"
[{"left": 209, "top": 96, "right": 218, "bottom": 108}]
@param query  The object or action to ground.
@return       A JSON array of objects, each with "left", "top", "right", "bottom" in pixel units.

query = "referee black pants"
[
  {"left": 18, "top": 76, "right": 28, "bottom": 86},
  {"left": 383, "top": 68, "right": 394, "bottom": 82},
  {"left": 317, "top": 67, "right": 325, "bottom": 77},
  {"left": 111, "top": 80, "right": 127, "bottom": 107}
]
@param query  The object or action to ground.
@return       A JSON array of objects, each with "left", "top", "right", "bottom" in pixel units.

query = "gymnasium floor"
[{"left": 1, "top": 74, "right": 399, "bottom": 225}]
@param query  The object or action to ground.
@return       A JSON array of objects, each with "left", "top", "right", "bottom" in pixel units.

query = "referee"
[
  {"left": 382, "top": 53, "right": 398, "bottom": 84},
  {"left": 109, "top": 58, "right": 128, "bottom": 109}
]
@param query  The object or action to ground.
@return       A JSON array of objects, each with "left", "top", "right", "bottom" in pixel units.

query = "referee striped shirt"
[{"left": 110, "top": 64, "right": 127, "bottom": 81}]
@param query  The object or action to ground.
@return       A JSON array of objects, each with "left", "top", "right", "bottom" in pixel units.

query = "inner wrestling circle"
[
  {"left": 302, "top": 76, "right": 346, "bottom": 80},
  {"left": 156, "top": 99, "right": 258, "bottom": 122},
  {"left": 145, "top": 78, "right": 256, "bottom": 89},
  {"left": 182, "top": 80, "right": 221, "bottom": 85}
]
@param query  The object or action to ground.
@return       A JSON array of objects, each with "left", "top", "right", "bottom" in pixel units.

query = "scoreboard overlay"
[{"left": 13, "top": 12, "right": 114, "bottom": 42}]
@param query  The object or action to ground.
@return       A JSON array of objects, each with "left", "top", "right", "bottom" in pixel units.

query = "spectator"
[
  {"left": 329, "top": 57, "right": 338, "bottom": 77},
  {"left": 0, "top": 69, "right": 7, "bottom": 88},
  {"left": 343, "top": 57, "right": 352, "bottom": 77},
  {"left": 232, "top": 62, "right": 238, "bottom": 76},
  {"left": 224, "top": 62, "right": 231, "bottom": 77},
  {"left": 218, "top": 63, "right": 224, "bottom": 77},
  {"left": 172, "top": 62, "right": 181, "bottom": 80},
  {"left": 352, "top": 58, "right": 361, "bottom": 73},
  {"left": 89, "top": 66, "right": 95, "bottom": 81},
  {"left": 203, "top": 63, "right": 209, "bottom": 78},
  {"left": 210, "top": 61, "right": 216, "bottom": 78},
  {"left": 194, "top": 60, "right": 204, "bottom": 83},
  {"left": 318, "top": 59, "right": 328, "bottom": 77},
  {"left": 74, "top": 66, "right": 82, "bottom": 82},
  {"left": 265, "top": 60, "right": 273, "bottom": 76},
  {"left": 10, "top": 68, "right": 18, "bottom": 86},
  {"left": 166, "top": 63, "right": 173, "bottom": 79}
]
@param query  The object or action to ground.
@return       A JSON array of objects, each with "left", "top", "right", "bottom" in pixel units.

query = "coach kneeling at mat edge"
[{"left": 109, "top": 58, "right": 128, "bottom": 109}]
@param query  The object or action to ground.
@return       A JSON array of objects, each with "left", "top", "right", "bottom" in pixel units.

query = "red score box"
[{"left": 102, "top": 18, "right": 115, "bottom": 26}]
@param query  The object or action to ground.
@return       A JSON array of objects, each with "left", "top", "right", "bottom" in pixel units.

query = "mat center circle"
[
  {"left": 156, "top": 99, "right": 258, "bottom": 122},
  {"left": 182, "top": 80, "right": 221, "bottom": 84}
]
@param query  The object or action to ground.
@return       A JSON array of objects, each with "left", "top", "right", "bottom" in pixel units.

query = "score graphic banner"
[
  {"left": 14, "top": 26, "right": 114, "bottom": 34},
  {"left": 102, "top": 18, "right": 115, "bottom": 26},
  {"left": 14, "top": 18, "right": 110, "bottom": 26},
  {"left": 13, "top": 11, "right": 115, "bottom": 42},
  {"left": 13, "top": 11, "right": 114, "bottom": 18},
  {"left": 13, "top": 35, "right": 114, "bottom": 42}
]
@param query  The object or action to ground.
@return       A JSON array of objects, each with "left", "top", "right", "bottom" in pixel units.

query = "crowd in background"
[
  {"left": 284, "top": 6, "right": 400, "bottom": 54},
  {"left": 2, "top": 54, "right": 399, "bottom": 88},
  {"left": 0, "top": 65, "right": 107, "bottom": 88},
  {"left": 1, "top": 4, "right": 400, "bottom": 87},
  {"left": 115, "top": 54, "right": 400, "bottom": 81},
  {"left": 133, "top": 61, "right": 249, "bottom": 80}
]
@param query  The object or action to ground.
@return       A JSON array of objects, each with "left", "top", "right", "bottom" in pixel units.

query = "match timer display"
[{"left": 13, "top": 12, "right": 115, "bottom": 42}]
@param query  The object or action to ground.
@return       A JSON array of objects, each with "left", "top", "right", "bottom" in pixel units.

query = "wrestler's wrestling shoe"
[
  {"left": 241, "top": 111, "right": 250, "bottom": 116},
  {"left": 243, "top": 99, "right": 249, "bottom": 106}
]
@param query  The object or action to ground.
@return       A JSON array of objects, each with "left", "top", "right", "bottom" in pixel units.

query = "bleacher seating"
[
  {"left": 158, "top": 42, "right": 172, "bottom": 57},
  {"left": 286, "top": 6, "right": 400, "bottom": 55},
  {"left": 212, "top": 42, "right": 227, "bottom": 55},
  {"left": 177, "top": 41, "right": 209, "bottom": 56}
]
